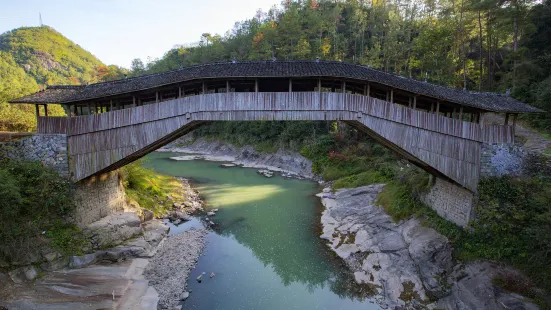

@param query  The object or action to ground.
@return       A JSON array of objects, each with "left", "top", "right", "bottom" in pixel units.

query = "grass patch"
[{"left": 120, "top": 159, "right": 184, "bottom": 216}]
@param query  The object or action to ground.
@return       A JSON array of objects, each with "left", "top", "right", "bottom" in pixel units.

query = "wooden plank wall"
[
  {"left": 36, "top": 92, "right": 515, "bottom": 190},
  {"left": 37, "top": 116, "right": 68, "bottom": 134}
]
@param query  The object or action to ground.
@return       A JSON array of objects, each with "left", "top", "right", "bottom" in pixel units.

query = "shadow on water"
[{"left": 145, "top": 152, "right": 380, "bottom": 310}]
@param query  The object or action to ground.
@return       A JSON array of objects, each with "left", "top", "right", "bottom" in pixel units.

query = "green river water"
[{"left": 145, "top": 152, "right": 379, "bottom": 310}]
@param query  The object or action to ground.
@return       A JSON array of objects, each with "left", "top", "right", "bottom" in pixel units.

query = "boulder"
[
  {"left": 168, "top": 211, "right": 190, "bottom": 222},
  {"left": 319, "top": 185, "right": 453, "bottom": 308},
  {"left": 433, "top": 262, "right": 540, "bottom": 310},
  {"left": 141, "top": 209, "right": 154, "bottom": 222},
  {"left": 69, "top": 253, "right": 97, "bottom": 269},
  {"left": 8, "top": 266, "right": 39, "bottom": 284},
  {"left": 40, "top": 256, "right": 70, "bottom": 271},
  {"left": 180, "top": 291, "right": 190, "bottom": 300},
  {"left": 85, "top": 212, "right": 143, "bottom": 249}
]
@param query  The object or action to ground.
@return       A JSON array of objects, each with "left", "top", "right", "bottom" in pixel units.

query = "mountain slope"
[
  {"left": 0, "top": 26, "right": 104, "bottom": 85},
  {"left": 0, "top": 26, "right": 126, "bottom": 132}
]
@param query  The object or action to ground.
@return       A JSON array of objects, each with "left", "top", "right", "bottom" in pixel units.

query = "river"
[{"left": 145, "top": 152, "right": 379, "bottom": 310}]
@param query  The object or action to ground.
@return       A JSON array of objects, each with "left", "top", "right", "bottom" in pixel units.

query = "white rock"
[{"left": 180, "top": 291, "right": 190, "bottom": 300}]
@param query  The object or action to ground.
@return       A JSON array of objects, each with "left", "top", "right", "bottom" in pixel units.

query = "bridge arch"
[{"left": 37, "top": 91, "right": 510, "bottom": 192}]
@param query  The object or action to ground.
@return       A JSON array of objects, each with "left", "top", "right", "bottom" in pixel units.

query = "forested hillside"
[
  {"left": 135, "top": 0, "right": 551, "bottom": 131},
  {"left": 0, "top": 26, "right": 127, "bottom": 131}
]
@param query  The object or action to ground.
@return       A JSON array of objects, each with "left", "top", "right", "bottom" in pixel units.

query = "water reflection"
[{"left": 145, "top": 152, "right": 379, "bottom": 309}]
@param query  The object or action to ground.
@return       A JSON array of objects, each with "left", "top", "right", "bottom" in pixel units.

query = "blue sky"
[{"left": 0, "top": 0, "right": 278, "bottom": 68}]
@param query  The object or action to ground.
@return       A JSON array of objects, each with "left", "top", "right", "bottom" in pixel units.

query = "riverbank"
[
  {"left": 318, "top": 185, "right": 541, "bottom": 309},
  {"left": 0, "top": 171, "right": 208, "bottom": 310},
  {"left": 159, "top": 137, "right": 315, "bottom": 179}
]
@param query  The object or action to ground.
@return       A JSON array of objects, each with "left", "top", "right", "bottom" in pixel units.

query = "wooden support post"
[
  {"left": 452, "top": 107, "right": 457, "bottom": 119},
  {"left": 390, "top": 89, "right": 394, "bottom": 104},
  {"left": 289, "top": 79, "right": 292, "bottom": 93},
  {"left": 512, "top": 113, "right": 518, "bottom": 127},
  {"left": 479, "top": 113, "right": 485, "bottom": 128},
  {"left": 35, "top": 105, "right": 40, "bottom": 124},
  {"left": 155, "top": 92, "right": 159, "bottom": 103},
  {"left": 110, "top": 100, "right": 113, "bottom": 111},
  {"left": 504, "top": 113, "right": 510, "bottom": 125},
  {"left": 459, "top": 106, "right": 464, "bottom": 120},
  {"left": 178, "top": 86, "right": 182, "bottom": 98},
  {"left": 413, "top": 96, "right": 417, "bottom": 110},
  {"left": 255, "top": 79, "right": 259, "bottom": 92},
  {"left": 408, "top": 97, "right": 412, "bottom": 108},
  {"left": 435, "top": 101, "right": 440, "bottom": 114},
  {"left": 44, "top": 104, "right": 48, "bottom": 116},
  {"left": 430, "top": 102, "right": 434, "bottom": 113},
  {"left": 366, "top": 83, "right": 370, "bottom": 97},
  {"left": 132, "top": 96, "right": 136, "bottom": 107},
  {"left": 386, "top": 91, "right": 389, "bottom": 102},
  {"left": 87, "top": 102, "right": 91, "bottom": 115},
  {"left": 342, "top": 80, "right": 346, "bottom": 93},
  {"left": 79, "top": 106, "right": 83, "bottom": 115},
  {"left": 202, "top": 82, "right": 206, "bottom": 94},
  {"left": 226, "top": 80, "right": 230, "bottom": 93},
  {"left": 318, "top": 79, "right": 322, "bottom": 93}
]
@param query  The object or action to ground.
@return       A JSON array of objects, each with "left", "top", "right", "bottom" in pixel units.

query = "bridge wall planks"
[{"left": 37, "top": 92, "right": 514, "bottom": 190}]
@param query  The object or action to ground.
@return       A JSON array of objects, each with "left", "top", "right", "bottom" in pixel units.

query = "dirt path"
[{"left": 486, "top": 113, "right": 551, "bottom": 154}]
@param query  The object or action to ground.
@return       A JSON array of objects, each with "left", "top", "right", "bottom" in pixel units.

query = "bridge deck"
[{"left": 37, "top": 92, "right": 514, "bottom": 191}]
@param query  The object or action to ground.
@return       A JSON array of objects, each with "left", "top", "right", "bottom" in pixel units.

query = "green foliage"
[
  {"left": 44, "top": 221, "right": 87, "bottom": 256},
  {"left": 333, "top": 170, "right": 386, "bottom": 189},
  {"left": 0, "top": 159, "right": 80, "bottom": 262},
  {"left": 459, "top": 176, "right": 551, "bottom": 292},
  {"left": 0, "top": 26, "right": 125, "bottom": 132},
  {"left": 120, "top": 159, "right": 183, "bottom": 216},
  {"left": 0, "top": 26, "right": 104, "bottom": 85}
]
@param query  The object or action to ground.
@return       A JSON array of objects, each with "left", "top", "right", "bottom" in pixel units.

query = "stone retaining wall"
[
  {"left": 480, "top": 143, "right": 526, "bottom": 177},
  {"left": 0, "top": 134, "right": 69, "bottom": 177},
  {"left": 422, "top": 177, "right": 475, "bottom": 227},
  {"left": 72, "top": 171, "right": 126, "bottom": 228}
]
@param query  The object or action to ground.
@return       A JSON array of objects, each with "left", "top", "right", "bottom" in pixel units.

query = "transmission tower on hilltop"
[{"left": 39, "top": 13, "right": 43, "bottom": 26}]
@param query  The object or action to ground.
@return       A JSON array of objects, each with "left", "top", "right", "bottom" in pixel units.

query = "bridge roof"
[{"left": 10, "top": 60, "right": 542, "bottom": 113}]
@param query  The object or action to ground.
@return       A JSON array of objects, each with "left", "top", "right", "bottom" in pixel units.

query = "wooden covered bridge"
[{"left": 10, "top": 61, "right": 540, "bottom": 194}]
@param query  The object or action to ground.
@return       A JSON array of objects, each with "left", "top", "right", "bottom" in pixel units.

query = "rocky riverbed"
[
  {"left": 159, "top": 137, "right": 314, "bottom": 179},
  {"left": 145, "top": 228, "right": 207, "bottom": 310},
  {"left": 318, "top": 185, "right": 540, "bottom": 309}
]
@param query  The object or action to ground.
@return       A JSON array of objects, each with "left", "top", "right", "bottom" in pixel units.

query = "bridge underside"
[{"left": 38, "top": 92, "right": 514, "bottom": 192}]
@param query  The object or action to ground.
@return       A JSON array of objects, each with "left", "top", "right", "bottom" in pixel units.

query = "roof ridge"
[{"left": 75, "top": 60, "right": 484, "bottom": 96}]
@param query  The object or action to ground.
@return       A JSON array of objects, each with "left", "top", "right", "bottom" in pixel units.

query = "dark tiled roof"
[{"left": 10, "top": 61, "right": 542, "bottom": 113}]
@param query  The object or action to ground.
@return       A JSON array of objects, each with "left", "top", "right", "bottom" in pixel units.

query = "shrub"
[{"left": 0, "top": 159, "right": 79, "bottom": 261}]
